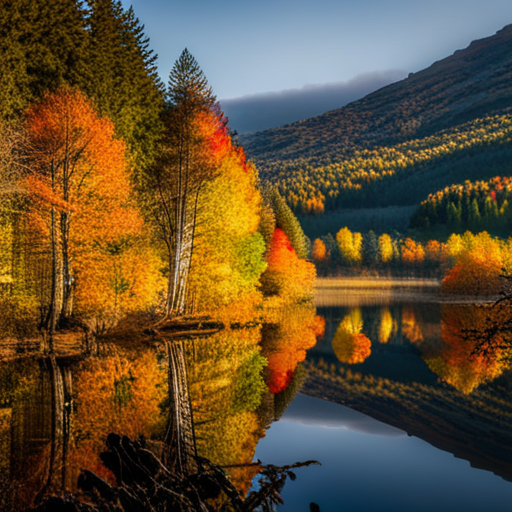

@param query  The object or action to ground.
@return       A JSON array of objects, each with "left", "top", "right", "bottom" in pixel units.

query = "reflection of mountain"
[{"left": 306, "top": 303, "right": 512, "bottom": 481}]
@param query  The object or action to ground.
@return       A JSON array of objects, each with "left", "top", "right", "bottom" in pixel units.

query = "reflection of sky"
[
  {"left": 255, "top": 394, "right": 512, "bottom": 512},
  {"left": 282, "top": 393, "right": 404, "bottom": 436}
]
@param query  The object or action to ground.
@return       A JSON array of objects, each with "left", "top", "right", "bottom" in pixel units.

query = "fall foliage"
[
  {"left": 423, "top": 305, "right": 511, "bottom": 394},
  {"left": 260, "top": 228, "right": 316, "bottom": 304},
  {"left": 23, "top": 87, "right": 161, "bottom": 335}
]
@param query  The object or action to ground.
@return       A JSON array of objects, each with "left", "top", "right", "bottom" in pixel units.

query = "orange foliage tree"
[
  {"left": 25, "top": 87, "right": 161, "bottom": 335},
  {"left": 401, "top": 238, "right": 425, "bottom": 267},
  {"left": 260, "top": 228, "right": 316, "bottom": 303},
  {"left": 441, "top": 231, "right": 503, "bottom": 295},
  {"left": 311, "top": 238, "right": 327, "bottom": 262}
]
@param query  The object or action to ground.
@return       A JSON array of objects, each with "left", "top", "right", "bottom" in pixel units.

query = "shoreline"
[{"left": 314, "top": 276, "right": 499, "bottom": 306}]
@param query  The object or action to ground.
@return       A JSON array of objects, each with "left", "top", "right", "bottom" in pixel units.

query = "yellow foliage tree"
[
  {"left": 187, "top": 144, "right": 266, "bottom": 321},
  {"left": 378, "top": 233, "right": 393, "bottom": 264},
  {"left": 336, "top": 227, "right": 362, "bottom": 266}
]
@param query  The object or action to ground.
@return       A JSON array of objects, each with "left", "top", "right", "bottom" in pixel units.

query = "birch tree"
[{"left": 149, "top": 49, "right": 220, "bottom": 317}]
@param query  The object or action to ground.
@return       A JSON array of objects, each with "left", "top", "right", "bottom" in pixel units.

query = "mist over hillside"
[{"left": 220, "top": 70, "right": 406, "bottom": 134}]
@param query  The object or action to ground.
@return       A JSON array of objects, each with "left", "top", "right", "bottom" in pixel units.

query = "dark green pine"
[
  {"left": 83, "top": 0, "right": 164, "bottom": 170},
  {"left": 0, "top": 0, "right": 88, "bottom": 119}
]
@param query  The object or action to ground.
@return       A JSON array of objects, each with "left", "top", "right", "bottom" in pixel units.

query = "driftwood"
[{"left": 31, "top": 433, "right": 320, "bottom": 512}]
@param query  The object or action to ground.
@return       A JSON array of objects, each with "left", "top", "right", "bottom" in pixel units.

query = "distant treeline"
[
  {"left": 410, "top": 176, "right": 512, "bottom": 235},
  {"left": 312, "top": 226, "right": 512, "bottom": 295}
]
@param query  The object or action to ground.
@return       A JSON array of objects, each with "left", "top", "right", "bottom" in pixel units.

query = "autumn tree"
[
  {"left": 378, "top": 233, "right": 394, "bottom": 264},
  {"left": 441, "top": 231, "right": 503, "bottom": 295},
  {"left": 311, "top": 238, "right": 327, "bottom": 262},
  {"left": 24, "top": 87, "right": 158, "bottom": 337},
  {"left": 260, "top": 228, "right": 316, "bottom": 303},
  {"left": 147, "top": 50, "right": 223, "bottom": 318},
  {"left": 336, "top": 227, "right": 362, "bottom": 266},
  {"left": 0, "top": 120, "right": 23, "bottom": 288},
  {"left": 186, "top": 126, "right": 267, "bottom": 320}
]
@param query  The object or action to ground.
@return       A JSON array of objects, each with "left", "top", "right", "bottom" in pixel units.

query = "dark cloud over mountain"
[{"left": 220, "top": 70, "right": 407, "bottom": 134}]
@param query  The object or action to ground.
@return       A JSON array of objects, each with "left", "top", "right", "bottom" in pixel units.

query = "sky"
[{"left": 121, "top": 0, "right": 512, "bottom": 132}]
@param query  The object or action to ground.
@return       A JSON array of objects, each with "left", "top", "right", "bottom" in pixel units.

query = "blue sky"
[{"left": 120, "top": 0, "right": 512, "bottom": 132}]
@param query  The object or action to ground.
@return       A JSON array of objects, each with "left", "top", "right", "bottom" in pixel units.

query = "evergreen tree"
[
  {"left": 264, "top": 187, "right": 309, "bottom": 259},
  {"left": 0, "top": 0, "right": 88, "bottom": 119},
  {"left": 83, "top": 0, "right": 164, "bottom": 168},
  {"left": 468, "top": 198, "right": 482, "bottom": 228}
]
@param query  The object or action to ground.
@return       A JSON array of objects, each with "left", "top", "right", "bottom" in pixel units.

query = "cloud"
[
  {"left": 219, "top": 70, "right": 407, "bottom": 134},
  {"left": 282, "top": 393, "right": 405, "bottom": 437}
]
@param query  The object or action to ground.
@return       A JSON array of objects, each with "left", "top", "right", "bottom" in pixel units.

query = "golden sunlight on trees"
[
  {"left": 441, "top": 232, "right": 503, "bottom": 295},
  {"left": 260, "top": 228, "right": 316, "bottom": 303},
  {"left": 24, "top": 87, "right": 160, "bottom": 335},
  {"left": 378, "top": 233, "right": 394, "bottom": 264},
  {"left": 401, "top": 238, "right": 425, "bottom": 266},
  {"left": 332, "top": 308, "right": 371, "bottom": 364},
  {"left": 146, "top": 50, "right": 222, "bottom": 318},
  {"left": 336, "top": 227, "right": 362, "bottom": 266},
  {"left": 186, "top": 121, "right": 266, "bottom": 320}
]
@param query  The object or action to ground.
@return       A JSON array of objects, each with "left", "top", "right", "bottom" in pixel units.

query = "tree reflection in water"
[
  {"left": 423, "top": 304, "right": 512, "bottom": 394},
  {"left": 0, "top": 307, "right": 322, "bottom": 511},
  {"left": 331, "top": 309, "right": 371, "bottom": 365}
]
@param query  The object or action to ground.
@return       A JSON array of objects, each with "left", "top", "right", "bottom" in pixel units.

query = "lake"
[{"left": 1, "top": 285, "right": 512, "bottom": 510}]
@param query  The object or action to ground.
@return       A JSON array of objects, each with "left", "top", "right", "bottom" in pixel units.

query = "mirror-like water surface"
[{"left": 1, "top": 290, "right": 512, "bottom": 510}]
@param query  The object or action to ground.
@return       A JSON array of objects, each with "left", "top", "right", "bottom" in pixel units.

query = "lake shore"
[{"left": 315, "top": 276, "right": 498, "bottom": 306}]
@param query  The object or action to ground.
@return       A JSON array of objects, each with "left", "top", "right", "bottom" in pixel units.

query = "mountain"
[{"left": 240, "top": 24, "right": 512, "bottom": 218}]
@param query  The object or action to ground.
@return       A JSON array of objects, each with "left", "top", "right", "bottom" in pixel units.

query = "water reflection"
[
  {"left": 0, "top": 304, "right": 322, "bottom": 510},
  {"left": 331, "top": 309, "right": 371, "bottom": 364},
  {"left": 324, "top": 302, "right": 512, "bottom": 393},
  {"left": 307, "top": 301, "right": 512, "bottom": 482}
]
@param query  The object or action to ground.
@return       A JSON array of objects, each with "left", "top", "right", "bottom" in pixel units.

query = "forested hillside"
[
  {"left": 240, "top": 24, "right": 512, "bottom": 215},
  {"left": 410, "top": 176, "right": 512, "bottom": 235}
]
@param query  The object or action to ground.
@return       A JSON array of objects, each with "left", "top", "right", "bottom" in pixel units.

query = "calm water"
[
  {"left": 256, "top": 299, "right": 512, "bottom": 511},
  {"left": 1, "top": 294, "right": 512, "bottom": 510}
]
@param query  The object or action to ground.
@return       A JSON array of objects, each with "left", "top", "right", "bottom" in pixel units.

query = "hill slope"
[{"left": 240, "top": 24, "right": 512, "bottom": 216}]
